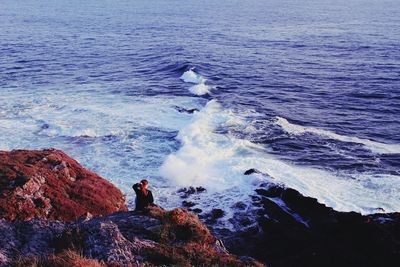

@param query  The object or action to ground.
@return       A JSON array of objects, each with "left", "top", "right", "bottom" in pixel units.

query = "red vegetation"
[{"left": 0, "top": 149, "right": 127, "bottom": 221}]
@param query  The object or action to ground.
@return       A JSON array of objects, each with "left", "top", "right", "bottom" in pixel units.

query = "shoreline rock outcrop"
[
  {"left": 217, "top": 182, "right": 400, "bottom": 267},
  {"left": 0, "top": 149, "right": 263, "bottom": 266},
  {"left": 0, "top": 208, "right": 263, "bottom": 267},
  {"left": 0, "top": 149, "right": 127, "bottom": 221}
]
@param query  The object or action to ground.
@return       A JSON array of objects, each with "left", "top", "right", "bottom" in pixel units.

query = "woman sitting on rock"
[{"left": 132, "top": 179, "right": 155, "bottom": 211}]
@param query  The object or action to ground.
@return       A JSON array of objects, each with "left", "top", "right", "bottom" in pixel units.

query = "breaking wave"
[
  {"left": 275, "top": 117, "right": 400, "bottom": 154},
  {"left": 159, "top": 98, "right": 400, "bottom": 215}
]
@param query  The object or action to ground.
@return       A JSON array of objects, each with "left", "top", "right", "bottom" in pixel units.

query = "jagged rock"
[
  {"left": 244, "top": 168, "right": 261, "bottom": 175},
  {"left": 182, "top": 200, "right": 196, "bottom": 207},
  {"left": 0, "top": 149, "right": 264, "bottom": 266},
  {"left": 174, "top": 106, "right": 200, "bottom": 114},
  {"left": 190, "top": 208, "right": 203, "bottom": 214},
  {"left": 211, "top": 208, "right": 225, "bottom": 219},
  {"left": 0, "top": 149, "right": 127, "bottom": 221},
  {"left": 177, "top": 186, "right": 206, "bottom": 198},
  {"left": 0, "top": 218, "right": 66, "bottom": 265},
  {"left": 1, "top": 209, "right": 262, "bottom": 267},
  {"left": 217, "top": 182, "right": 400, "bottom": 267}
]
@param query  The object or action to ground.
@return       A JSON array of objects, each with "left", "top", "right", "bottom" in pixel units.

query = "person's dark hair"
[{"left": 140, "top": 179, "right": 149, "bottom": 195}]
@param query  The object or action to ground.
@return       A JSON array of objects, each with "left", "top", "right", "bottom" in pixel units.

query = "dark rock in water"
[
  {"left": 177, "top": 186, "right": 207, "bottom": 198},
  {"left": 211, "top": 209, "right": 225, "bottom": 219},
  {"left": 244, "top": 168, "right": 261, "bottom": 175},
  {"left": 202, "top": 208, "right": 226, "bottom": 224},
  {"left": 214, "top": 182, "right": 400, "bottom": 267},
  {"left": 0, "top": 149, "right": 127, "bottom": 221},
  {"left": 174, "top": 106, "right": 200, "bottom": 114},
  {"left": 191, "top": 208, "right": 203, "bottom": 213},
  {"left": 196, "top": 186, "right": 206, "bottom": 192},
  {"left": 232, "top": 201, "right": 247, "bottom": 210},
  {"left": 182, "top": 200, "right": 196, "bottom": 208},
  {"left": 41, "top": 123, "right": 50, "bottom": 129}
]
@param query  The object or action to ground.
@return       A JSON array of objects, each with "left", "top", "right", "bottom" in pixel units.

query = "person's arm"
[
  {"left": 132, "top": 183, "right": 141, "bottom": 194},
  {"left": 149, "top": 191, "right": 154, "bottom": 204}
]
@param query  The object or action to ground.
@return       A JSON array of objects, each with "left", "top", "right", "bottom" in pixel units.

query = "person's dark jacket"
[{"left": 132, "top": 183, "right": 154, "bottom": 211}]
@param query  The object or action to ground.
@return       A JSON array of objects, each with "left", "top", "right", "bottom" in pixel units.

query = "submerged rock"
[{"left": 0, "top": 149, "right": 127, "bottom": 221}]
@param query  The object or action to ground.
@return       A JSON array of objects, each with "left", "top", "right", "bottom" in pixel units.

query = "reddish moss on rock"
[{"left": 0, "top": 149, "right": 127, "bottom": 221}]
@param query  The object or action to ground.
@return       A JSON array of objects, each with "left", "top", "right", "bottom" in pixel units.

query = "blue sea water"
[{"left": 1, "top": 0, "right": 399, "bottom": 220}]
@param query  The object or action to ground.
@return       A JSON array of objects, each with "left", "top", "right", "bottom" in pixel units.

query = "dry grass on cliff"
[
  {"left": 142, "top": 242, "right": 263, "bottom": 267},
  {"left": 147, "top": 206, "right": 216, "bottom": 244},
  {"left": 10, "top": 250, "right": 107, "bottom": 267},
  {"left": 145, "top": 207, "right": 264, "bottom": 267}
]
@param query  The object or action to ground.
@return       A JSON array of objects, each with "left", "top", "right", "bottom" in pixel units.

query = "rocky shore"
[
  {"left": 174, "top": 171, "right": 400, "bottom": 267},
  {"left": 0, "top": 149, "right": 262, "bottom": 266},
  {"left": 1, "top": 149, "right": 399, "bottom": 267},
  {"left": 220, "top": 180, "right": 400, "bottom": 267}
]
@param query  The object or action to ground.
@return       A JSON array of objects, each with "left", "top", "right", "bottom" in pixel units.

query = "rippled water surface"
[{"left": 1, "top": 0, "right": 399, "bottom": 218}]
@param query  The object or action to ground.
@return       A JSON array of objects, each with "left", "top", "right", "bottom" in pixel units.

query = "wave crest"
[{"left": 275, "top": 117, "right": 400, "bottom": 154}]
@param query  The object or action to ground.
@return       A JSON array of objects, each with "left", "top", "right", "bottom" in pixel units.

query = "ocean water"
[{"left": 1, "top": 0, "right": 399, "bottom": 222}]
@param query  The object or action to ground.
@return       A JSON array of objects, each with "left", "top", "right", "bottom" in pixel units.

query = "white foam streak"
[{"left": 276, "top": 117, "right": 400, "bottom": 154}]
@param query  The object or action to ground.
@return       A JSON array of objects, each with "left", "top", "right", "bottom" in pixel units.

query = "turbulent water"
[{"left": 1, "top": 0, "right": 399, "bottom": 223}]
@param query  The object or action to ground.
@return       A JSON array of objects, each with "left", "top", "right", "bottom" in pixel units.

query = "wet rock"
[
  {"left": 202, "top": 208, "right": 225, "bottom": 224},
  {"left": 214, "top": 182, "right": 400, "bottom": 267},
  {"left": 211, "top": 209, "right": 225, "bottom": 219},
  {"left": 244, "top": 168, "right": 261, "bottom": 175},
  {"left": 182, "top": 200, "right": 196, "bottom": 208},
  {"left": 190, "top": 208, "right": 202, "bottom": 213},
  {"left": 232, "top": 201, "right": 247, "bottom": 210},
  {"left": 174, "top": 106, "right": 200, "bottom": 114},
  {"left": 177, "top": 186, "right": 207, "bottom": 198},
  {"left": 41, "top": 123, "right": 50, "bottom": 129}
]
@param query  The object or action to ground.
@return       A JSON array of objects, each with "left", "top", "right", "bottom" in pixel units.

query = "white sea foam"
[
  {"left": 189, "top": 83, "right": 212, "bottom": 96},
  {"left": 160, "top": 100, "right": 400, "bottom": 216},
  {"left": 180, "top": 69, "right": 206, "bottom": 84},
  {"left": 0, "top": 88, "right": 203, "bottom": 193},
  {"left": 179, "top": 69, "right": 216, "bottom": 96},
  {"left": 276, "top": 117, "right": 400, "bottom": 154}
]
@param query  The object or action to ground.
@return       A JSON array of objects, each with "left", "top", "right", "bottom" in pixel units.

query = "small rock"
[
  {"left": 191, "top": 208, "right": 203, "bottom": 213},
  {"left": 177, "top": 186, "right": 207, "bottom": 198},
  {"left": 174, "top": 106, "right": 200, "bottom": 114},
  {"left": 244, "top": 168, "right": 260, "bottom": 175},
  {"left": 211, "top": 209, "right": 225, "bottom": 219},
  {"left": 232, "top": 201, "right": 247, "bottom": 210},
  {"left": 182, "top": 201, "right": 196, "bottom": 208},
  {"left": 78, "top": 212, "right": 94, "bottom": 223}
]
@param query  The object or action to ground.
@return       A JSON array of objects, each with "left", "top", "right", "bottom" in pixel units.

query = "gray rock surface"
[{"left": 0, "top": 211, "right": 160, "bottom": 266}]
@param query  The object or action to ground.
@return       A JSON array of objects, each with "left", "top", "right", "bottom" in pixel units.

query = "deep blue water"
[{"left": 1, "top": 0, "right": 399, "bottom": 216}]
